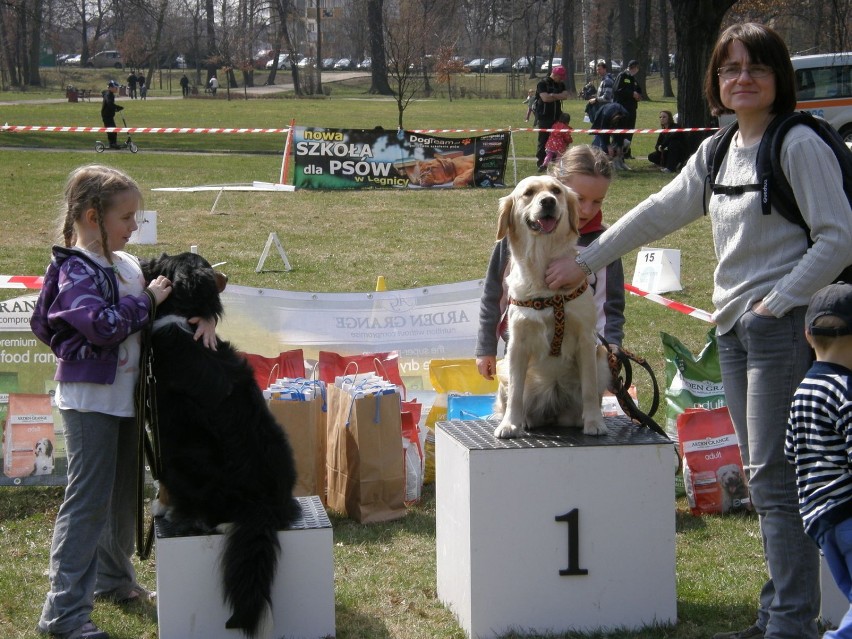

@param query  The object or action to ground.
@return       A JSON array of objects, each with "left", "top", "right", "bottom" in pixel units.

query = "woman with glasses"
[{"left": 544, "top": 22, "right": 852, "bottom": 639}]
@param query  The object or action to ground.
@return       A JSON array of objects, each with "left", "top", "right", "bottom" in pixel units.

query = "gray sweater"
[{"left": 580, "top": 124, "right": 852, "bottom": 334}]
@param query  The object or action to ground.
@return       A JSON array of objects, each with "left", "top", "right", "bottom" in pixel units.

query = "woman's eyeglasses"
[{"left": 717, "top": 64, "right": 774, "bottom": 80}]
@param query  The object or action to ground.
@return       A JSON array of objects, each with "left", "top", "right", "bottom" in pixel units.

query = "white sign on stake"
[
  {"left": 631, "top": 247, "right": 682, "bottom": 294},
  {"left": 128, "top": 211, "right": 157, "bottom": 245},
  {"left": 255, "top": 232, "right": 292, "bottom": 273}
]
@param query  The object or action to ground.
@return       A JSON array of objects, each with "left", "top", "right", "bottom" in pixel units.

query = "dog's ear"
[
  {"left": 497, "top": 193, "right": 515, "bottom": 240},
  {"left": 45, "top": 439, "right": 53, "bottom": 456},
  {"left": 563, "top": 187, "right": 581, "bottom": 237}
]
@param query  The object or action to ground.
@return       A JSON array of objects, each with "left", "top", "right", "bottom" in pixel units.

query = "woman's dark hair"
[{"left": 704, "top": 22, "right": 797, "bottom": 117}]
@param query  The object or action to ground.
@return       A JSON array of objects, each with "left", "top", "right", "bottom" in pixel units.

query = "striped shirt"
[{"left": 785, "top": 361, "right": 852, "bottom": 541}]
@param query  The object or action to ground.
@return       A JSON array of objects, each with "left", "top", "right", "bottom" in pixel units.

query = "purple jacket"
[{"left": 30, "top": 246, "right": 154, "bottom": 384}]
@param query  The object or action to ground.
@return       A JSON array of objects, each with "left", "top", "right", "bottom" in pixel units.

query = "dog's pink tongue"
[{"left": 538, "top": 217, "right": 558, "bottom": 234}]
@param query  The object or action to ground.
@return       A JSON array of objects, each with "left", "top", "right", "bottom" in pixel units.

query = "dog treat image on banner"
[
  {"left": 3, "top": 393, "right": 54, "bottom": 478},
  {"left": 140, "top": 252, "right": 300, "bottom": 638},
  {"left": 491, "top": 175, "right": 611, "bottom": 438}
]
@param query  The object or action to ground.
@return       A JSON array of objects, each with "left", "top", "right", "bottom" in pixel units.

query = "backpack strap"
[{"left": 703, "top": 120, "right": 739, "bottom": 216}]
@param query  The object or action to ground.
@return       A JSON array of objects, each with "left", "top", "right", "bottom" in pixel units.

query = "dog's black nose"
[{"left": 540, "top": 195, "right": 556, "bottom": 210}]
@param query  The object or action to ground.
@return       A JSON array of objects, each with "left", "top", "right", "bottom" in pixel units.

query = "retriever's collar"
[
  {"left": 508, "top": 281, "right": 589, "bottom": 356},
  {"left": 152, "top": 315, "right": 194, "bottom": 335}
]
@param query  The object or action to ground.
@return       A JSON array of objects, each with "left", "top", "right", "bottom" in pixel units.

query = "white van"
[
  {"left": 792, "top": 52, "right": 852, "bottom": 142},
  {"left": 717, "top": 52, "right": 852, "bottom": 143},
  {"left": 87, "top": 50, "right": 123, "bottom": 69}
]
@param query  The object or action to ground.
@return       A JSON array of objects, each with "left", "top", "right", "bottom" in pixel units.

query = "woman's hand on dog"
[
  {"left": 189, "top": 317, "right": 218, "bottom": 351},
  {"left": 477, "top": 355, "right": 497, "bottom": 380},
  {"left": 545, "top": 255, "right": 587, "bottom": 291},
  {"left": 147, "top": 276, "right": 173, "bottom": 304}
]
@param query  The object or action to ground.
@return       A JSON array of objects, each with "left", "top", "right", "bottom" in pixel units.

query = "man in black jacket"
[
  {"left": 101, "top": 80, "right": 123, "bottom": 149},
  {"left": 612, "top": 60, "right": 642, "bottom": 158},
  {"left": 534, "top": 65, "right": 569, "bottom": 170}
]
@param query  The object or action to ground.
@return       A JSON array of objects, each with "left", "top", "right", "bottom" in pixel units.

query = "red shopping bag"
[{"left": 240, "top": 349, "right": 306, "bottom": 390}]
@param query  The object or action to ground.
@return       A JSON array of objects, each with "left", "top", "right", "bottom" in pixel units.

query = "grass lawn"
[{"left": 0, "top": 72, "right": 773, "bottom": 639}]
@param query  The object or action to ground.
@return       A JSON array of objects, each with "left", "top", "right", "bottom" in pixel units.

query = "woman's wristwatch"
[{"left": 575, "top": 254, "right": 593, "bottom": 276}]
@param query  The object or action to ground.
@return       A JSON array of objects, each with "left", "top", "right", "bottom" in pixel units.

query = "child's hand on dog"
[
  {"left": 189, "top": 316, "right": 218, "bottom": 351},
  {"left": 147, "top": 276, "right": 172, "bottom": 304}
]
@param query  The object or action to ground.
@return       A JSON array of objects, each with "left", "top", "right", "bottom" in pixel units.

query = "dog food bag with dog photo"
[
  {"left": 3, "top": 393, "right": 55, "bottom": 478},
  {"left": 662, "top": 329, "right": 726, "bottom": 441},
  {"left": 677, "top": 407, "right": 751, "bottom": 515}
]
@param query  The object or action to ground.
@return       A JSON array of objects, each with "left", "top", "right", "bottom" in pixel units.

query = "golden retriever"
[
  {"left": 493, "top": 175, "right": 610, "bottom": 439},
  {"left": 418, "top": 155, "right": 475, "bottom": 187}
]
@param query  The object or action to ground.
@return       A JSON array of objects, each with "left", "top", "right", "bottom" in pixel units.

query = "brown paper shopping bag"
[
  {"left": 326, "top": 383, "right": 406, "bottom": 523},
  {"left": 268, "top": 394, "right": 327, "bottom": 501}
]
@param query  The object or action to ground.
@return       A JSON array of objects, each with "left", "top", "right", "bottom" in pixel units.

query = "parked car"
[
  {"left": 297, "top": 56, "right": 313, "bottom": 68},
  {"left": 464, "top": 58, "right": 487, "bottom": 73},
  {"left": 513, "top": 56, "right": 543, "bottom": 72},
  {"left": 357, "top": 57, "right": 371, "bottom": 70},
  {"left": 485, "top": 57, "right": 510, "bottom": 73},
  {"left": 540, "top": 57, "right": 561, "bottom": 72},
  {"left": 87, "top": 50, "right": 123, "bottom": 69},
  {"left": 265, "top": 54, "right": 294, "bottom": 70},
  {"left": 588, "top": 58, "right": 622, "bottom": 72},
  {"left": 333, "top": 58, "right": 355, "bottom": 70},
  {"left": 57, "top": 53, "right": 80, "bottom": 66},
  {"left": 320, "top": 57, "right": 337, "bottom": 70}
]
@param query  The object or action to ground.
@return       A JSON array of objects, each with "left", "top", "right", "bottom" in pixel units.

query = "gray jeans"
[
  {"left": 38, "top": 410, "right": 139, "bottom": 635},
  {"left": 717, "top": 306, "right": 820, "bottom": 639}
]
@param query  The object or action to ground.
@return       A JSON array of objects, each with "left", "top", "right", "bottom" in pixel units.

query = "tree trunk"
[
  {"left": 668, "top": 0, "right": 736, "bottom": 149},
  {"left": 659, "top": 0, "right": 673, "bottom": 98},
  {"left": 562, "top": 0, "right": 576, "bottom": 94},
  {"left": 27, "top": 0, "right": 42, "bottom": 85},
  {"left": 205, "top": 0, "right": 217, "bottom": 80},
  {"left": 368, "top": 0, "right": 393, "bottom": 95}
]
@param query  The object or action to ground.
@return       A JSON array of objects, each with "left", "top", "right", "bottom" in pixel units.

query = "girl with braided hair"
[{"left": 30, "top": 165, "right": 214, "bottom": 639}]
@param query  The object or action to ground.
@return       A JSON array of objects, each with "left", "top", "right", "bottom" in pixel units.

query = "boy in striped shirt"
[{"left": 786, "top": 282, "right": 852, "bottom": 638}]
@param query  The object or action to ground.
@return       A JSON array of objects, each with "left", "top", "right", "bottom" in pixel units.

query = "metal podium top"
[
  {"left": 155, "top": 495, "right": 331, "bottom": 539},
  {"left": 437, "top": 415, "right": 671, "bottom": 451}
]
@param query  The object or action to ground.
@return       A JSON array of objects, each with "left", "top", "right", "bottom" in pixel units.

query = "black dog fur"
[{"left": 141, "top": 252, "right": 299, "bottom": 637}]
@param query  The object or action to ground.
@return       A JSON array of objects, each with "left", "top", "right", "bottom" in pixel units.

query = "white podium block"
[
  {"left": 436, "top": 418, "right": 677, "bottom": 637},
  {"left": 129, "top": 210, "right": 157, "bottom": 244},
  {"left": 156, "top": 495, "right": 335, "bottom": 639},
  {"left": 632, "top": 247, "right": 682, "bottom": 294},
  {"left": 821, "top": 553, "right": 850, "bottom": 629}
]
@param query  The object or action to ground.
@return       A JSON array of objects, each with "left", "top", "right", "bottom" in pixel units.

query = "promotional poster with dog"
[
  {"left": 0, "top": 294, "right": 66, "bottom": 485},
  {"left": 293, "top": 127, "right": 509, "bottom": 189}
]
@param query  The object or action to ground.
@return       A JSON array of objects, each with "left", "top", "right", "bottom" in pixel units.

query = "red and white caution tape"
[
  {"left": 624, "top": 283, "right": 714, "bottom": 323},
  {"left": 0, "top": 276, "right": 43, "bottom": 289},
  {"left": 0, "top": 125, "right": 291, "bottom": 134}
]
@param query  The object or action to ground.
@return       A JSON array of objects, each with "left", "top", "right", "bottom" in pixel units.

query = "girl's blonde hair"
[
  {"left": 60, "top": 164, "right": 142, "bottom": 263},
  {"left": 548, "top": 144, "right": 613, "bottom": 182}
]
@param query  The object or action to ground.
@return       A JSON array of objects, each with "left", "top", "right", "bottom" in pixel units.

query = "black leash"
[
  {"left": 598, "top": 334, "right": 667, "bottom": 438},
  {"left": 134, "top": 325, "right": 162, "bottom": 560}
]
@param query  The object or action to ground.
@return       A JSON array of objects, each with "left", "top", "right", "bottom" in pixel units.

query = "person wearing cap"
[
  {"left": 100, "top": 81, "right": 123, "bottom": 149},
  {"left": 533, "top": 65, "right": 569, "bottom": 170},
  {"left": 786, "top": 282, "right": 852, "bottom": 639},
  {"left": 612, "top": 60, "right": 642, "bottom": 159}
]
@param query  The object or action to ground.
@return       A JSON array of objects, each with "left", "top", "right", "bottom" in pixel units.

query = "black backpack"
[{"left": 705, "top": 111, "right": 852, "bottom": 282}]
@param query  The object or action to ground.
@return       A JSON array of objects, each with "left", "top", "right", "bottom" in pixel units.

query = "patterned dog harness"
[{"left": 508, "top": 281, "right": 589, "bottom": 356}]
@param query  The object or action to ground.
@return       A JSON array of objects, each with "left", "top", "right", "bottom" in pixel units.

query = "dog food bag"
[
  {"left": 3, "top": 393, "right": 54, "bottom": 478},
  {"left": 677, "top": 407, "right": 751, "bottom": 515},
  {"left": 662, "top": 329, "right": 726, "bottom": 441}
]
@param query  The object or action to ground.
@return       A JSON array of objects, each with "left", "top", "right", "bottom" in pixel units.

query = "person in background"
[
  {"left": 547, "top": 22, "right": 852, "bottom": 639},
  {"left": 126, "top": 72, "right": 137, "bottom": 100},
  {"left": 208, "top": 75, "right": 219, "bottom": 96},
  {"left": 612, "top": 60, "right": 642, "bottom": 158},
  {"left": 533, "top": 65, "right": 569, "bottom": 170},
  {"left": 100, "top": 81, "right": 123, "bottom": 150},
  {"left": 539, "top": 112, "right": 573, "bottom": 171},
  {"left": 180, "top": 74, "right": 190, "bottom": 98},
  {"left": 585, "top": 61, "right": 615, "bottom": 123},
  {"left": 523, "top": 89, "right": 536, "bottom": 123},
  {"left": 591, "top": 101, "right": 630, "bottom": 170},
  {"left": 648, "top": 110, "right": 687, "bottom": 173},
  {"left": 786, "top": 282, "right": 852, "bottom": 639},
  {"left": 476, "top": 144, "right": 625, "bottom": 382},
  {"left": 138, "top": 75, "right": 147, "bottom": 100}
]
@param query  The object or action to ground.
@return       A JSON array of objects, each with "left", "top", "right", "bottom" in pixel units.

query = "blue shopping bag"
[{"left": 446, "top": 393, "right": 496, "bottom": 421}]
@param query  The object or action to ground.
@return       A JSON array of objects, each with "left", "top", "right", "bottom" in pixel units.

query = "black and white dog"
[
  {"left": 141, "top": 252, "right": 299, "bottom": 638},
  {"left": 32, "top": 438, "right": 55, "bottom": 476}
]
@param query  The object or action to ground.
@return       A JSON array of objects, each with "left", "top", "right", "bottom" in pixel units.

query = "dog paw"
[
  {"left": 493, "top": 421, "right": 521, "bottom": 439},
  {"left": 583, "top": 418, "right": 607, "bottom": 436}
]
